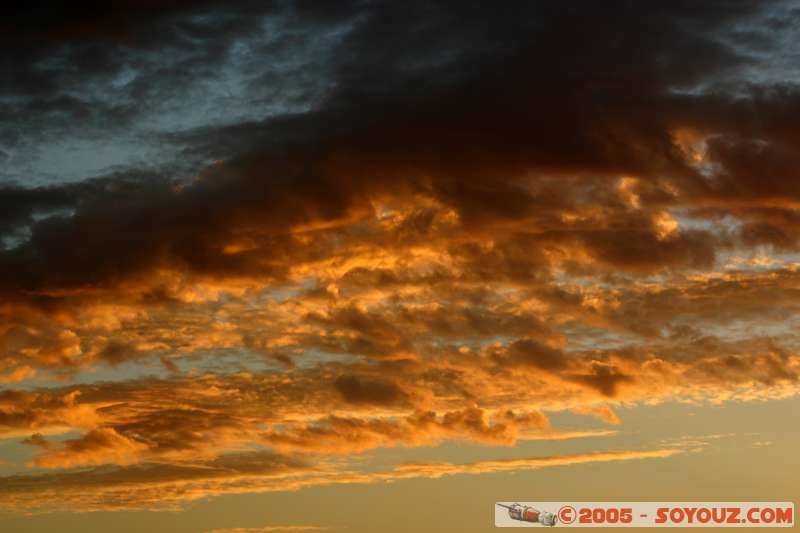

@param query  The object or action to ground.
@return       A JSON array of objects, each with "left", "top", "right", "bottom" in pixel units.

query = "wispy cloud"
[{"left": 0, "top": 445, "right": 692, "bottom": 513}]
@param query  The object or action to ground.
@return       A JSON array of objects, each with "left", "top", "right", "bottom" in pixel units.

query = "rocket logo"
[{"left": 497, "top": 503, "right": 558, "bottom": 526}]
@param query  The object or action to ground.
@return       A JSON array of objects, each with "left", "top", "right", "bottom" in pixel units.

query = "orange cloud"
[
  {"left": 391, "top": 448, "right": 684, "bottom": 478},
  {"left": 29, "top": 428, "right": 149, "bottom": 469},
  {"left": 571, "top": 405, "right": 622, "bottom": 425},
  {"left": 0, "top": 365, "right": 36, "bottom": 384},
  {"left": 0, "top": 445, "right": 689, "bottom": 513}
]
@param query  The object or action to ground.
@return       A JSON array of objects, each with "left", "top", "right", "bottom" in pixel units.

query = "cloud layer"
[{"left": 1, "top": 0, "right": 799, "bottom": 513}]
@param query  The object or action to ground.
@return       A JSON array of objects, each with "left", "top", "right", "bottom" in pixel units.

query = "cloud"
[
  {"left": 0, "top": 0, "right": 799, "bottom": 517},
  {"left": 0, "top": 1, "right": 791, "bottom": 306},
  {"left": 566, "top": 363, "right": 635, "bottom": 398},
  {"left": 29, "top": 427, "right": 149, "bottom": 469},
  {"left": 261, "top": 407, "right": 549, "bottom": 454},
  {"left": 571, "top": 405, "right": 622, "bottom": 426},
  {"left": 0, "top": 450, "right": 313, "bottom": 512},
  {"left": 0, "top": 445, "right": 687, "bottom": 513},
  {"left": 332, "top": 375, "right": 409, "bottom": 406},
  {"left": 391, "top": 448, "right": 684, "bottom": 479},
  {"left": 503, "top": 339, "right": 567, "bottom": 370},
  {"left": 0, "top": 365, "right": 36, "bottom": 384}
]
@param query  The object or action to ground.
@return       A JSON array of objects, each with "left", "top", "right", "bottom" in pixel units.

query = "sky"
[{"left": 0, "top": 1, "right": 799, "bottom": 531}]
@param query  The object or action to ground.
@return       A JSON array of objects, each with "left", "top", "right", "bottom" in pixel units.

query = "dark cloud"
[
  {"left": 0, "top": 0, "right": 795, "bottom": 302},
  {"left": 333, "top": 375, "right": 408, "bottom": 406},
  {"left": 20, "top": 432, "right": 50, "bottom": 450},
  {"left": 567, "top": 363, "right": 634, "bottom": 398},
  {"left": 504, "top": 339, "right": 567, "bottom": 370}
]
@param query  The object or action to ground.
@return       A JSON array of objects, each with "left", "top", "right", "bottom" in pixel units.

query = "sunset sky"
[{"left": 1, "top": 1, "right": 799, "bottom": 531}]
